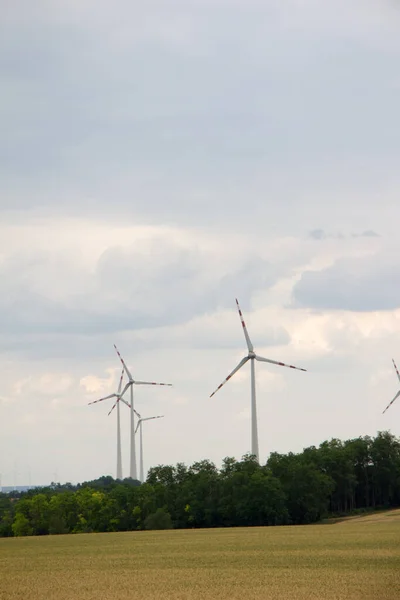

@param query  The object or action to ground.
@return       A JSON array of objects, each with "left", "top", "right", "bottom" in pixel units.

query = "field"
[{"left": 1, "top": 511, "right": 400, "bottom": 600}]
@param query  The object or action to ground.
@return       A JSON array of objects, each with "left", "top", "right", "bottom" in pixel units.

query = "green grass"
[{"left": 1, "top": 510, "right": 400, "bottom": 599}]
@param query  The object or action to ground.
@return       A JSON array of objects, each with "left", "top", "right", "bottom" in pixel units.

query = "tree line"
[{"left": 1, "top": 431, "right": 399, "bottom": 537}]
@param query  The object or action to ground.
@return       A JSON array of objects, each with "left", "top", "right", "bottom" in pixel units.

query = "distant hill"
[{"left": 1, "top": 486, "right": 36, "bottom": 493}]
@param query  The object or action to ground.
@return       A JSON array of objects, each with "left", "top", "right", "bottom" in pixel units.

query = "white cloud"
[
  {"left": 80, "top": 370, "right": 116, "bottom": 395},
  {"left": 13, "top": 374, "right": 75, "bottom": 396}
]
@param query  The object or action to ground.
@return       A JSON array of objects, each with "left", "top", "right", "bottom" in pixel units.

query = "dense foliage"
[{"left": 1, "top": 431, "right": 400, "bottom": 537}]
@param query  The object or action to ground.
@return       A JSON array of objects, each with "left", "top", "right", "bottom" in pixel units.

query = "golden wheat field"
[{"left": 1, "top": 510, "right": 400, "bottom": 600}]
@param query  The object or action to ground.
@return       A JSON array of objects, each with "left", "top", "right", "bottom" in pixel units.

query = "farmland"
[{"left": 1, "top": 510, "right": 399, "bottom": 600}]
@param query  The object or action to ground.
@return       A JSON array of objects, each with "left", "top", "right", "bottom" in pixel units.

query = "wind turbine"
[
  {"left": 209, "top": 298, "right": 307, "bottom": 462},
  {"left": 382, "top": 358, "right": 400, "bottom": 415},
  {"left": 114, "top": 344, "right": 172, "bottom": 481},
  {"left": 135, "top": 413, "right": 164, "bottom": 483},
  {"left": 88, "top": 368, "right": 131, "bottom": 480}
]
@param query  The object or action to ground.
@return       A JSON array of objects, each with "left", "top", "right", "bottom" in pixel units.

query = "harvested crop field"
[{"left": 1, "top": 510, "right": 400, "bottom": 600}]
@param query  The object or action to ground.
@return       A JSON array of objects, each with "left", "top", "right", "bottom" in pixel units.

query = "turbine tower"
[
  {"left": 114, "top": 344, "right": 172, "bottom": 481},
  {"left": 382, "top": 358, "right": 400, "bottom": 415},
  {"left": 135, "top": 413, "right": 164, "bottom": 483},
  {"left": 210, "top": 298, "right": 307, "bottom": 462},
  {"left": 88, "top": 368, "right": 130, "bottom": 480}
]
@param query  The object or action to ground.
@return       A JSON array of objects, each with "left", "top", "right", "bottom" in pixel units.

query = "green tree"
[
  {"left": 29, "top": 494, "right": 50, "bottom": 535},
  {"left": 12, "top": 513, "right": 33, "bottom": 537},
  {"left": 268, "top": 452, "right": 334, "bottom": 524},
  {"left": 48, "top": 492, "right": 78, "bottom": 533},
  {"left": 0, "top": 510, "right": 14, "bottom": 537},
  {"left": 132, "top": 505, "right": 142, "bottom": 530},
  {"left": 144, "top": 508, "right": 173, "bottom": 530},
  {"left": 219, "top": 455, "right": 288, "bottom": 526},
  {"left": 370, "top": 431, "right": 400, "bottom": 506}
]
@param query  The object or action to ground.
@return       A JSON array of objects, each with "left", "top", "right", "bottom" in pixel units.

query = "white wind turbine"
[
  {"left": 114, "top": 344, "right": 172, "bottom": 481},
  {"left": 210, "top": 299, "right": 307, "bottom": 462},
  {"left": 88, "top": 368, "right": 131, "bottom": 480},
  {"left": 382, "top": 358, "right": 400, "bottom": 415},
  {"left": 135, "top": 412, "right": 164, "bottom": 483}
]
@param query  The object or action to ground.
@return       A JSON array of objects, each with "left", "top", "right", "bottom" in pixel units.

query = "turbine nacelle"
[{"left": 135, "top": 414, "right": 164, "bottom": 435}]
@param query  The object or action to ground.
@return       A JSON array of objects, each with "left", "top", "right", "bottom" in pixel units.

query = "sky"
[{"left": 1, "top": 0, "right": 400, "bottom": 486}]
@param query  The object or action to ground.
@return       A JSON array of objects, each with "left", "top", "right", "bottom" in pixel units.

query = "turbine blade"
[
  {"left": 255, "top": 354, "right": 307, "bottom": 372},
  {"left": 134, "top": 381, "right": 173, "bottom": 386},
  {"left": 88, "top": 393, "right": 117, "bottom": 406},
  {"left": 120, "top": 397, "right": 131, "bottom": 409},
  {"left": 120, "top": 382, "right": 131, "bottom": 398},
  {"left": 117, "top": 368, "right": 124, "bottom": 394},
  {"left": 235, "top": 298, "right": 254, "bottom": 352},
  {"left": 142, "top": 415, "right": 164, "bottom": 422},
  {"left": 134, "top": 409, "right": 141, "bottom": 419},
  {"left": 210, "top": 356, "right": 249, "bottom": 398},
  {"left": 135, "top": 420, "right": 141, "bottom": 434},
  {"left": 108, "top": 399, "right": 118, "bottom": 416},
  {"left": 392, "top": 359, "right": 400, "bottom": 383},
  {"left": 382, "top": 390, "right": 400, "bottom": 415},
  {"left": 114, "top": 344, "right": 133, "bottom": 380}
]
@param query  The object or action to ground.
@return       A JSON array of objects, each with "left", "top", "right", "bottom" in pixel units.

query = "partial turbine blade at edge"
[
  {"left": 114, "top": 344, "right": 133, "bottom": 380},
  {"left": 88, "top": 393, "right": 117, "bottom": 406},
  {"left": 382, "top": 390, "right": 400, "bottom": 415},
  {"left": 392, "top": 359, "right": 400, "bottom": 383},
  {"left": 235, "top": 298, "right": 254, "bottom": 352},
  {"left": 210, "top": 356, "right": 249, "bottom": 398},
  {"left": 255, "top": 354, "right": 307, "bottom": 372},
  {"left": 134, "top": 381, "right": 173, "bottom": 386}
]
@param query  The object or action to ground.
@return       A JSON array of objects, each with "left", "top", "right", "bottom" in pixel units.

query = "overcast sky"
[{"left": 1, "top": 0, "right": 400, "bottom": 486}]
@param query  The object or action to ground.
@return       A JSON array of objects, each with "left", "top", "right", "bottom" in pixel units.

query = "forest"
[{"left": 1, "top": 431, "right": 399, "bottom": 537}]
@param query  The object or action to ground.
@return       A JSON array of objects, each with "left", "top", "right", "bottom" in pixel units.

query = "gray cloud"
[
  {"left": 308, "top": 229, "right": 380, "bottom": 241},
  {"left": 352, "top": 230, "right": 380, "bottom": 238},
  {"left": 1, "top": 1, "right": 400, "bottom": 237},
  {"left": 0, "top": 238, "right": 289, "bottom": 358},
  {"left": 309, "top": 229, "right": 327, "bottom": 240},
  {"left": 308, "top": 229, "right": 345, "bottom": 240},
  {"left": 292, "top": 254, "right": 400, "bottom": 312},
  {"left": 0, "top": 321, "right": 291, "bottom": 363}
]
